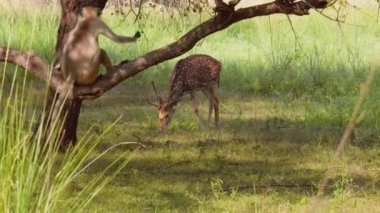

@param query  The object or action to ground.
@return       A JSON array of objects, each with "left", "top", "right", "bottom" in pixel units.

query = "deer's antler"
[
  {"left": 151, "top": 81, "right": 163, "bottom": 103},
  {"left": 146, "top": 98, "right": 158, "bottom": 107}
]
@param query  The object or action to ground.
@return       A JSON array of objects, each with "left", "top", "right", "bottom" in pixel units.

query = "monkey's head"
[{"left": 79, "top": 6, "right": 101, "bottom": 21}]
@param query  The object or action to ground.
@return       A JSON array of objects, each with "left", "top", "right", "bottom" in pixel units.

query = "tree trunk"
[{"left": 44, "top": 0, "right": 108, "bottom": 149}]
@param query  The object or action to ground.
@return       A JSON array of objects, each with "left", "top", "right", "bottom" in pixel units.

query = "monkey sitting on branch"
[
  {"left": 53, "top": 6, "right": 140, "bottom": 123},
  {"left": 61, "top": 6, "right": 141, "bottom": 86}
]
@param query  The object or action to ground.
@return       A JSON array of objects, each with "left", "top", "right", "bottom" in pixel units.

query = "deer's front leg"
[
  {"left": 210, "top": 84, "right": 220, "bottom": 128},
  {"left": 202, "top": 89, "right": 213, "bottom": 127},
  {"left": 189, "top": 92, "right": 203, "bottom": 128}
]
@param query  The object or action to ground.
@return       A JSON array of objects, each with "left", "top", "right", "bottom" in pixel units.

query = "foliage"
[{"left": 0, "top": 54, "right": 132, "bottom": 212}]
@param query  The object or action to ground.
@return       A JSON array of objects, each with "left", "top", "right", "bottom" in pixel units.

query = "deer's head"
[{"left": 147, "top": 82, "right": 177, "bottom": 131}]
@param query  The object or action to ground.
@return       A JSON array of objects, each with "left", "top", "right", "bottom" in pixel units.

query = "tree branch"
[
  {"left": 74, "top": 0, "right": 328, "bottom": 100},
  {"left": 0, "top": 0, "right": 328, "bottom": 100},
  {"left": 0, "top": 47, "right": 64, "bottom": 90}
]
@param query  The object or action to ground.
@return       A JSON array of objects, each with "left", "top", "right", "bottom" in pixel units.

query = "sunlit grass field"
[{"left": 0, "top": 2, "right": 380, "bottom": 212}]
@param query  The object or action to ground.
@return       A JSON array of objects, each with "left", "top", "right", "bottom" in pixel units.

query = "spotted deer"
[{"left": 148, "top": 54, "right": 221, "bottom": 131}]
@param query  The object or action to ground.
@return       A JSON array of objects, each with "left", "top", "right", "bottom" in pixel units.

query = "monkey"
[
  {"left": 51, "top": 6, "right": 140, "bottom": 148},
  {"left": 61, "top": 6, "right": 141, "bottom": 85}
]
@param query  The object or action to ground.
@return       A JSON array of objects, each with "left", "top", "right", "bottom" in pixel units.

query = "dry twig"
[{"left": 310, "top": 56, "right": 380, "bottom": 212}]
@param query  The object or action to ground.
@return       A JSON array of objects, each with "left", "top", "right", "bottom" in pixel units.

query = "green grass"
[
  {"left": 78, "top": 93, "right": 380, "bottom": 212},
  {"left": 0, "top": 66, "right": 133, "bottom": 211},
  {"left": 1, "top": 2, "right": 380, "bottom": 212}
]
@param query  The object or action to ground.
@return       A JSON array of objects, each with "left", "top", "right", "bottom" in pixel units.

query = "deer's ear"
[{"left": 160, "top": 102, "right": 169, "bottom": 111}]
